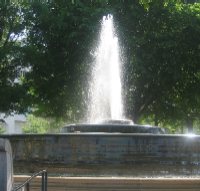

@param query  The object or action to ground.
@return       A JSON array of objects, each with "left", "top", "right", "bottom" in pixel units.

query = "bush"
[{"left": 22, "top": 114, "right": 65, "bottom": 133}]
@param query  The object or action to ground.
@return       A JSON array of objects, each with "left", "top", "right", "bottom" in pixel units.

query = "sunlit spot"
[{"left": 185, "top": 133, "right": 196, "bottom": 138}]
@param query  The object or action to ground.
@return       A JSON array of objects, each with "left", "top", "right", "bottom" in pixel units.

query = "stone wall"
[{"left": 1, "top": 134, "right": 200, "bottom": 177}]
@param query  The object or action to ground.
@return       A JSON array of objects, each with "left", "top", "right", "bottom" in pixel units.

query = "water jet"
[{"left": 88, "top": 14, "right": 124, "bottom": 123}]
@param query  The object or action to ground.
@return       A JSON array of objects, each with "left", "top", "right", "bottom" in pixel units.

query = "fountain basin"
[
  {"left": 60, "top": 123, "right": 165, "bottom": 134},
  {"left": 1, "top": 133, "right": 200, "bottom": 177}
]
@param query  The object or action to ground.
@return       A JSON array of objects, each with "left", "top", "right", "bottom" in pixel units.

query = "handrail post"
[
  {"left": 44, "top": 171, "right": 48, "bottom": 191},
  {"left": 26, "top": 182, "right": 30, "bottom": 191},
  {"left": 41, "top": 172, "right": 45, "bottom": 191},
  {"left": 13, "top": 170, "right": 47, "bottom": 191}
]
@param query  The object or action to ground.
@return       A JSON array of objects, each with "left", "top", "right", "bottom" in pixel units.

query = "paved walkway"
[{"left": 14, "top": 176, "right": 200, "bottom": 191}]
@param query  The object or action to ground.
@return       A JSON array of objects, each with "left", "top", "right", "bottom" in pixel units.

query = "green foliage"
[
  {"left": 119, "top": 1, "right": 200, "bottom": 131},
  {"left": 22, "top": 114, "right": 64, "bottom": 133},
  {"left": 0, "top": 126, "right": 5, "bottom": 134},
  {"left": 0, "top": 1, "right": 28, "bottom": 114},
  {"left": 22, "top": 1, "right": 108, "bottom": 120},
  {"left": 22, "top": 115, "right": 49, "bottom": 133}
]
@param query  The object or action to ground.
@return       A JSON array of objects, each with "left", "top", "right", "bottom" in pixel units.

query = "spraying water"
[{"left": 88, "top": 15, "right": 124, "bottom": 123}]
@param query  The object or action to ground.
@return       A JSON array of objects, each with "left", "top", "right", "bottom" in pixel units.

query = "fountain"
[
  {"left": 61, "top": 14, "right": 163, "bottom": 134},
  {"left": 1, "top": 15, "right": 200, "bottom": 179}
]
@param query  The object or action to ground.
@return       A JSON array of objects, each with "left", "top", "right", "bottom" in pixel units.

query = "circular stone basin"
[{"left": 61, "top": 119, "right": 165, "bottom": 134}]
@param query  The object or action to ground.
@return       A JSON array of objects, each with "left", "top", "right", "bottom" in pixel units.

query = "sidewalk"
[{"left": 14, "top": 176, "right": 200, "bottom": 191}]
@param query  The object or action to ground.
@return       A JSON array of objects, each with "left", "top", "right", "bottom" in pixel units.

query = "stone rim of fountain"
[{"left": 61, "top": 120, "right": 165, "bottom": 134}]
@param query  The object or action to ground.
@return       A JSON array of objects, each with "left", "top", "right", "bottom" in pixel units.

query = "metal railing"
[{"left": 13, "top": 170, "right": 47, "bottom": 191}]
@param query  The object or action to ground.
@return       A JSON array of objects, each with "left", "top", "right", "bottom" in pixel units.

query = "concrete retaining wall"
[{"left": 1, "top": 133, "right": 200, "bottom": 177}]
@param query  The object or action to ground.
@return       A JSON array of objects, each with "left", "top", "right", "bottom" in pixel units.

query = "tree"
[
  {"left": 22, "top": 1, "right": 110, "bottom": 121},
  {"left": 118, "top": 1, "right": 200, "bottom": 132},
  {"left": 0, "top": 1, "right": 27, "bottom": 114},
  {"left": 173, "top": 3, "right": 200, "bottom": 132}
]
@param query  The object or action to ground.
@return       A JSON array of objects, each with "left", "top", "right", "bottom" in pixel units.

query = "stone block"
[{"left": 0, "top": 138, "right": 13, "bottom": 191}]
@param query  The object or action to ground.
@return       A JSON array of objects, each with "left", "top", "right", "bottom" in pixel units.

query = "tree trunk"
[
  {"left": 132, "top": 112, "right": 140, "bottom": 124},
  {"left": 186, "top": 118, "right": 193, "bottom": 133},
  {"left": 154, "top": 114, "right": 159, "bottom": 126}
]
